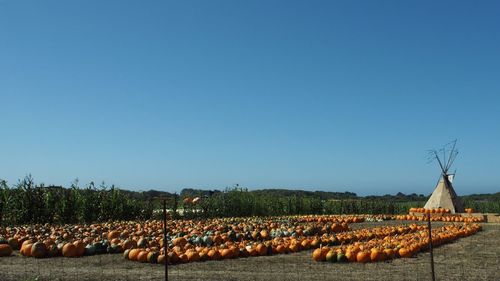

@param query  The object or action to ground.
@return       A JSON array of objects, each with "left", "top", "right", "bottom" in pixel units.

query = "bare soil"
[{"left": 0, "top": 222, "right": 498, "bottom": 281}]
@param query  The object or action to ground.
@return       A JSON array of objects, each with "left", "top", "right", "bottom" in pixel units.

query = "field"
[{"left": 1, "top": 221, "right": 498, "bottom": 281}]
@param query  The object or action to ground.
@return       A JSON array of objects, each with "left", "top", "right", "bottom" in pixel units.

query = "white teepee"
[
  {"left": 424, "top": 174, "right": 464, "bottom": 213},
  {"left": 423, "top": 140, "right": 465, "bottom": 214}
]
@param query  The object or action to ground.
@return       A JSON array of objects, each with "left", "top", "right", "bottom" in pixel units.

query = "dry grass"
[{"left": 0, "top": 222, "right": 498, "bottom": 281}]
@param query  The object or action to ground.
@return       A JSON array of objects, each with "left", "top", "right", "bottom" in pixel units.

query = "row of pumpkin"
[
  {"left": 409, "top": 207, "right": 475, "bottom": 214},
  {"left": 409, "top": 207, "right": 452, "bottom": 214},
  {"left": 312, "top": 223, "right": 482, "bottom": 263},
  {"left": 1, "top": 221, "right": 418, "bottom": 260},
  {"left": 0, "top": 214, "right": 481, "bottom": 261},
  {"left": 0, "top": 215, "right": 369, "bottom": 258},
  {"left": 395, "top": 214, "right": 484, "bottom": 223},
  {"left": 124, "top": 224, "right": 427, "bottom": 264}
]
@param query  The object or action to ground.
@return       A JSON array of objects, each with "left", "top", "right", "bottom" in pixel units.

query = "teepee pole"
[
  {"left": 445, "top": 139, "right": 457, "bottom": 171},
  {"left": 433, "top": 150, "right": 446, "bottom": 174}
]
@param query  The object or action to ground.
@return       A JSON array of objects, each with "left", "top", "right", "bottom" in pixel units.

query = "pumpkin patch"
[{"left": 0, "top": 214, "right": 483, "bottom": 266}]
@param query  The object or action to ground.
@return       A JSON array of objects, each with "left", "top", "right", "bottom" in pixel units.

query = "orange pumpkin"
[
  {"left": 168, "top": 251, "right": 180, "bottom": 263},
  {"left": 370, "top": 248, "right": 381, "bottom": 262},
  {"left": 158, "top": 254, "right": 166, "bottom": 264},
  {"left": 207, "top": 249, "right": 220, "bottom": 260},
  {"left": 137, "top": 251, "right": 148, "bottom": 263},
  {"left": 345, "top": 249, "right": 357, "bottom": 262},
  {"left": 178, "top": 253, "right": 188, "bottom": 263},
  {"left": 121, "top": 239, "right": 135, "bottom": 250},
  {"left": 173, "top": 237, "right": 187, "bottom": 247},
  {"left": 0, "top": 244, "right": 13, "bottom": 257},
  {"left": 356, "top": 251, "right": 370, "bottom": 263},
  {"left": 73, "top": 241, "right": 85, "bottom": 257},
  {"left": 21, "top": 243, "right": 33, "bottom": 257},
  {"left": 255, "top": 243, "right": 267, "bottom": 256},
  {"left": 220, "top": 248, "right": 232, "bottom": 259},
  {"left": 107, "top": 230, "right": 120, "bottom": 241},
  {"left": 128, "top": 248, "right": 141, "bottom": 261},
  {"left": 312, "top": 248, "right": 324, "bottom": 261},
  {"left": 62, "top": 243, "right": 77, "bottom": 258},
  {"left": 383, "top": 248, "right": 394, "bottom": 259},
  {"left": 398, "top": 247, "right": 412, "bottom": 258},
  {"left": 186, "top": 250, "right": 200, "bottom": 262}
]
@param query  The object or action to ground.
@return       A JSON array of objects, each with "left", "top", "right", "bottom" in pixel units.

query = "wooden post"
[
  {"left": 427, "top": 213, "right": 436, "bottom": 281},
  {"left": 163, "top": 199, "right": 168, "bottom": 281}
]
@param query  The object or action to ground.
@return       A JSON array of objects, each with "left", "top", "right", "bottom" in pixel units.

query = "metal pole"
[
  {"left": 163, "top": 199, "right": 168, "bottom": 281},
  {"left": 427, "top": 213, "right": 436, "bottom": 281}
]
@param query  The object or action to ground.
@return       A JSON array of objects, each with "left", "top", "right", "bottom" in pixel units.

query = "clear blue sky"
[{"left": 1, "top": 0, "right": 499, "bottom": 195}]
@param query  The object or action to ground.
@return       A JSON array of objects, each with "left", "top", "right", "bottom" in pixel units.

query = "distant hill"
[
  {"left": 250, "top": 189, "right": 357, "bottom": 200},
  {"left": 174, "top": 188, "right": 498, "bottom": 202},
  {"left": 178, "top": 188, "right": 356, "bottom": 200},
  {"left": 119, "top": 189, "right": 175, "bottom": 200},
  {"left": 461, "top": 192, "right": 500, "bottom": 202}
]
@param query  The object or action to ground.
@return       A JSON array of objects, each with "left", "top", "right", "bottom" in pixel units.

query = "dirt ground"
[{"left": 0, "top": 222, "right": 498, "bottom": 281}]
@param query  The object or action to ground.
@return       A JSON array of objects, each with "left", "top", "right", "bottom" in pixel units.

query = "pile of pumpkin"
[
  {"left": 0, "top": 215, "right": 483, "bottom": 265},
  {"left": 124, "top": 224, "right": 425, "bottom": 265},
  {"left": 364, "top": 215, "right": 393, "bottom": 222},
  {"left": 395, "top": 214, "right": 484, "bottom": 223},
  {"left": 292, "top": 215, "right": 365, "bottom": 223},
  {"left": 0, "top": 215, "right": 366, "bottom": 259},
  {"left": 0, "top": 222, "right": 150, "bottom": 258},
  {"left": 123, "top": 219, "right": 355, "bottom": 264},
  {"left": 409, "top": 207, "right": 451, "bottom": 214},
  {"left": 0, "top": 228, "right": 138, "bottom": 258},
  {"left": 312, "top": 223, "right": 482, "bottom": 263}
]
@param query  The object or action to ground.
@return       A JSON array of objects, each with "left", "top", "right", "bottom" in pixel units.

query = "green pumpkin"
[
  {"left": 192, "top": 236, "right": 202, "bottom": 245},
  {"left": 111, "top": 243, "right": 122, "bottom": 253},
  {"left": 106, "top": 243, "right": 121, "bottom": 254},
  {"left": 329, "top": 237, "right": 338, "bottom": 246},
  {"left": 123, "top": 249, "right": 131, "bottom": 259},
  {"left": 202, "top": 236, "right": 213, "bottom": 246},
  {"left": 47, "top": 244, "right": 60, "bottom": 257},
  {"left": 148, "top": 251, "right": 159, "bottom": 264},
  {"left": 235, "top": 233, "right": 243, "bottom": 241},
  {"left": 265, "top": 244, "right": 273, "bottom": 256},
  {"left": 337, "top": 252, "right": 347, "bottom": 263},
  {"left": 137, "top": 238, "right": 148, "bottom": 248},
  {"left": 227, "top": 231, "right": 236, "bottom": 241},
  {"left": 31, "top": 242, "right": 47, "bottom": 259},
  {"left": 84, "top": 245, "right": 96, "bottom": 256},
  {"left": 8, "top": 238, "right": 19, "bottom": 250},
  {"left": 93, "top": 242, "right": 107, "bottom": 254}
]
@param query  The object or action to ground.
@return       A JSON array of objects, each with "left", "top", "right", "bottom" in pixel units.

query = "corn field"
[
  {"left": 0, "top": 175, "right": 154, "bottom": 226},
  {"left": 1, "top": 176, "right": 498, "bottom": 226}
]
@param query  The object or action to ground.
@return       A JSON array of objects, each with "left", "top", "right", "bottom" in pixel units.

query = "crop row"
[
  {"left": 124, "top": 224, "right": 426, "bottom": 264},
  {"left": 312, "top": 223, "right": 481, "bottom": 263},
  {"left": 0, "top": 215, "right": 365, "bottom": 258}
]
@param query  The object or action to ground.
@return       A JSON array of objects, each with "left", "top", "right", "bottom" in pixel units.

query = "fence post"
[
  {"left": 427, "top": 213, "right": 436, "bottom": 281},
  {"left": 163, "top": 199, "right": 168, "bottom": 281}
]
